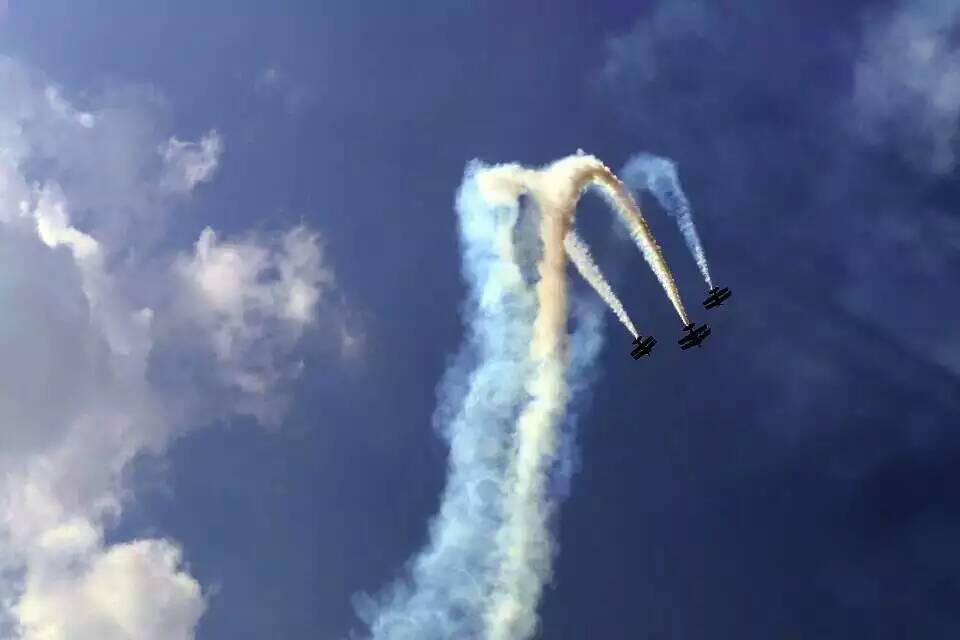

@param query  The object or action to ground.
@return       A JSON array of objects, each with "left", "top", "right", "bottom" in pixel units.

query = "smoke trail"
[
  {"left": 585, "top": 163, "right": 690, "bottom": 326},
  {"left": 479, "top": 154, "right": 690, "bottom": 326},
  {"left": 621, "top": 153, "right": 713, "bottom": 289},
  {"left": 353, "top": 164, "right": 537, "bottom": 640},
  {"left": 564, "top": 229, "right": 638, "bottom": 338},
  {"left": 480, "top": 164, "right": 570, "bottom": 640},
  {"left": 356, "top": 153, "right": 689, "bottom": 640},
  {"left": 547, "top": 295, "right": 604, "bottom": 505},
  {"left": 478, "top": 154, "right": 688, "bottom": 639}
]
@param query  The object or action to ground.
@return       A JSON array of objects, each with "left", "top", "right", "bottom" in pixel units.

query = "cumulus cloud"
[
  {"left": 16, "top": 537, "right": 204, "bottom": 640},
  {"left": 0, "top": 56, "right": 344, "bottom": 638},
  {"left": 159, "top": 130, "right": 223, "bottom": 193},
  {"left": 850, "top": 0, "right": 960, "bottom": 173}
]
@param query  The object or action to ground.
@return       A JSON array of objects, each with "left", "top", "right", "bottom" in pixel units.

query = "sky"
[{"left": 0, "top": 0, "right": 959, "bottom": 638}]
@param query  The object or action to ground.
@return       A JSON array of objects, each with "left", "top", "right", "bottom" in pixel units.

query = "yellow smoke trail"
[
  {"left": 582, "top": 159, "right": 690, "bottom": 327},
  {"left": 483, "top": 164, "right": 572, "bottom": 640},
  {"left": 476, "top": 153, "right": 689, "bottom": 639},
  {"left": 564, "top": 229, "right": 639, "bottom": 339},
  {"left": 478, "top": 153, "right": 689, "bottom": 326}
]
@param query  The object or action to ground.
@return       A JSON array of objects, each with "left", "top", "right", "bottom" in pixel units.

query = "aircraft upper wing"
[
  {"left": 702, "top": 287, "right": 731, "bottom": 308},
  {"left": 678, "top": 324, "right": 710, "bottom": 349},
  {"left": 631, "top": 334, "right": 657, "bottom": 358}
]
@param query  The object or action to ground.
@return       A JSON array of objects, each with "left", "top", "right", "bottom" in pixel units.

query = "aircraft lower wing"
[
  {"left": 679, "top": 327, "right": 711, "bottom": 349},
  {"left": 631, "top": 337, "right": 656, "bottom": 358}
]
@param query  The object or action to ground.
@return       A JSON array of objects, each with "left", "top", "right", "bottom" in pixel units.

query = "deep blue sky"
[{"left": 3, "top": 1, "right": 959, "bottom": 638}]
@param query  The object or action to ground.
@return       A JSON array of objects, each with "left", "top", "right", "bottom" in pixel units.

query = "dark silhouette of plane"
[
  {"left": 702, "top": 286, "right": 732, "bottom": 309},
  {"left": 630, "top": 335, "right": 657, "bottom": 359},
  {"left": 678, "top": 323, "right": 711, "bottom": 350}
]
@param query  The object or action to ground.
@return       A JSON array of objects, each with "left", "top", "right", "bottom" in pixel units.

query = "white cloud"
[
  {"left": 16, "top": 538, "right": 204, "bottom": 640},
  {"left": 850, "top": 0, "right": 960, "bottom": 173},
  {"left": 45, "top": 87, "right": 96, "bottom": 129},
  {"left": 0, "top": 56, "right": 345, "bottom": 638},
  {"left": 169, "top": 225, "right": 334, "bottom": 416},
  {"left": 159, "top": 130, "right": 223, "bottom": 193},
  {"left": 0, "top": 57, "right": 188, "bottom": 251}
]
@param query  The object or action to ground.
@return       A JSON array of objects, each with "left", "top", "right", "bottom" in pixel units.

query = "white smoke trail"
[
  {"left": 353, "top": 166, "right": 537, "bottom": 640},
  {"left": 480, "top": 154, "right": 690, "bottom": 327},
  {"left": 564, "top": 229, "right": 638, "bottom": 339},
  {"left": 477, "top": 154, "right": 687, "bottom": 639},
  {"left": 356, "top": 153, "right": 689, "bottom": 640},
  {"left": 478, "top": 165, "right": 569, "bottom": 640},
  {"left": 621, "top": 152, "right": 714, "bottom": 289}
]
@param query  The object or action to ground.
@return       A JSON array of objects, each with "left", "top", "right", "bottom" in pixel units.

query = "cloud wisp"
[
  {"left": 850, "top": 0, "right": 960, "bottom": 174},
  {"left": 160, "top": 130, "right": 224, "bottom": 193}
]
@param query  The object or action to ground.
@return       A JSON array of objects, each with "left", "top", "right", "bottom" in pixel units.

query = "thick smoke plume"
[{"left": 357, "top": 153, "right": 688, "bottom": 639}]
